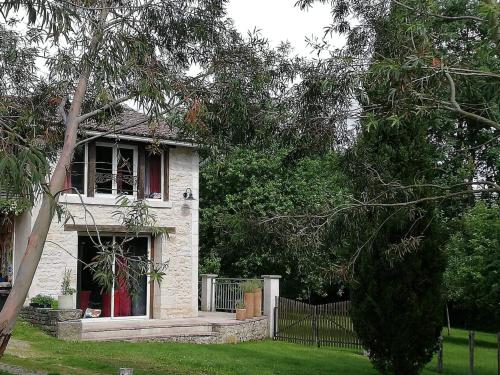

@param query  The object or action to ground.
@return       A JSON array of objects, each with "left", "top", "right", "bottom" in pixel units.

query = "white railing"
[
  {"left": 199, "top": 274, "right": 281, "bottom": 337},
  {"left": 214, "top": 278, "right": 264, "bottom": 312}
]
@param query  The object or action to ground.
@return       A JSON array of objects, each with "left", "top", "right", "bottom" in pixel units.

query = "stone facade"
[
  {"left": 19, "top": 307, "right": 82, "bottom": 336},
  {"left": 16, "top": 145, "right": 199, "bottom": 320}
]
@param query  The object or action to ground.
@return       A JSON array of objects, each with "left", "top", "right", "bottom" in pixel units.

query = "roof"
[{"left": 80, "top": 107, "right": 192, "bottom": 144}]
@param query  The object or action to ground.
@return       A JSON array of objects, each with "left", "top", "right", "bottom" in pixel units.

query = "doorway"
[{"left": 77, "top": 235, "right": 149, "bottom": 318}]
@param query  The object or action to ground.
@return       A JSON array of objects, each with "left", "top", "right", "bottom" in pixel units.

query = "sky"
[{"left": 226, "top": 0, "right": 345, "bottom": 58}]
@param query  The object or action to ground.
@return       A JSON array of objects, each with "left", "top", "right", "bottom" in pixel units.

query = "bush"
[
  {"left": 351, "top": 238, "right": 445, "bottom": 375},
  {"left": 30, "top": 294, "right": 57, "bottom": 308}
]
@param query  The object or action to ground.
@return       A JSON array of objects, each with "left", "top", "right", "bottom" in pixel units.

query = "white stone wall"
[{"left": 22, "top": 146, "right": 199, "bottom": 318}]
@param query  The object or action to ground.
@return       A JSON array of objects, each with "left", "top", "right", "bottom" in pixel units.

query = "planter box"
[
  {"left": 235, "top": 308, "right": 246, "bottom": 321},
  {"left": 58, "top": 295, "right": 75, "bottom": 309}
]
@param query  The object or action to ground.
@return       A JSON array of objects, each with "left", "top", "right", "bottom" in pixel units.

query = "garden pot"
[
  {"left": 253, "top": 288, "right": 262, "bottom": 317},
  {"left": 58, "top": 294, "right": 74, "bottom": 309},
  {"left": 235, "top": 308, "right": 246, "bottom": 321},
  {"left": 243, "top": 292, "right": 255, "bottom": 318}
]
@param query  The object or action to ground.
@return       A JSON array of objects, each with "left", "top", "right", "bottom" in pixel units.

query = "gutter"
[{"left": 82, "top": 130, "right": 198, "bottom": 149}]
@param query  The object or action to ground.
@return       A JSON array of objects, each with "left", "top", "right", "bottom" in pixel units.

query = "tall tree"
[{"left": 0, "top": 0, "right": 228, "bottom": 354}]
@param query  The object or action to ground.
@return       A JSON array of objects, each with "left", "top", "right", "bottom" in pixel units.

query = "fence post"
[
  {"left": 469, "top": 331, "right": 475, "bottom": 375},
  {"left": 262, "top": 275, "right": 281, "bottom": 338},
  {"left": 497, "top": 332, "right": 499, "bottom": 375},
  {"left": 200, "top": 274, "right": 217, "bottom": 312},
  {"left": 314, "top": 305, "right": 320, "bottom": 348},
  {"left": 437, "top": 335, "right": 443, "bottom": 373}
]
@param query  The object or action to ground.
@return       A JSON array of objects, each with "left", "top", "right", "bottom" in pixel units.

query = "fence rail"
[{"left": 274, "top": 297, "right": 362, "bottom": 349}]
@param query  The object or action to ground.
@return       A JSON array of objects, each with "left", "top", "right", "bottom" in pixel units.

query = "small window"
[
  {"left": 145, "top": 153, "right": 162, "bottom": 199},
  {"left": 93, "top": 143, "right": 137, "bottom": 196},
  {"left": 117, "top": 147, "right": 135, "bottom": 195},
  {"left": 95, "top": 145, "right": 113, "bottom": 194},
  {"left": 64, "top": 145, "right": 85, "bottom": 194}
]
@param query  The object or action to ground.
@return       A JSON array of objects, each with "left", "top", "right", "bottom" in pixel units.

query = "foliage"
[
  {"left": 239, "top": 280, "right": 256, "bottom": 293},
  {"left": 351, "top": 233, "right": 446, "bottom": 375},
  {"left": 443, "top": 202, "right": 500, "bottom": 327},
  {"left": 0, "top": 198, "right": 31, "bottom": 216},
  {"left": 235, "top": 300, "right": 245, "bottom": 309},
  {"left": 60, "top": 269, "right": 76, "bottom": 296},
  {"left": 30, "top": 294, "right": 56, "bottom": 308},
  {"left": 200, "top": 147, "right": 349, "bottom": 298},
  {"left": 187, "top": 31, "right": 301, "bottom": 152}
]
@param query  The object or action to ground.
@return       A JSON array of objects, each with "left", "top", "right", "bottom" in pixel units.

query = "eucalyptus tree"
[{"left": 0, "top": 0, "right": 229, "bottom": 353}]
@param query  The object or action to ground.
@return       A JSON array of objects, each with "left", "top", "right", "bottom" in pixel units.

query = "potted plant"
[
  {"left": 235, "top": 300, "right": 246, "bottom": 321},
  {"left": 240, "top": 280, "right": 255, "bottom": 319},
  {"left": 58, "top": 269, "right": 76, "bottom": 309},
  {"left": 252, "top": 279, "right": 262, "bottom": 317},
  {"left": 30, "top": 294, "right": 56, "bottom": 308}
]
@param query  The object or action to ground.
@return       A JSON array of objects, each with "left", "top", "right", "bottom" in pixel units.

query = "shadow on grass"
[{"left": 445, "top": 335, "right": 497, "bottom": 349}]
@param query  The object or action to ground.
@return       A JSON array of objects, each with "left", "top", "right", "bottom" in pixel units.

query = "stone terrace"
[{"left": 20, "top": 308, "right": 268, "bottom": 344}]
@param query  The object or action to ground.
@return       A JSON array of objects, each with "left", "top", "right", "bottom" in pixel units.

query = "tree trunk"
[{"left": 0, "top": 5, "right": 109, "bottom": 356}]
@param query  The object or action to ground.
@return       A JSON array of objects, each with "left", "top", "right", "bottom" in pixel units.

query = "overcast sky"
[{"left": 226, "top": 0, "right": 344, "bottom": 58}]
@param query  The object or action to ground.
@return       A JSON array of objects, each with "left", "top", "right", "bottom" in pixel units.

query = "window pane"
[
  {"left": 145, "top": 153, "right": 161, "bottom": 199},
  {"left": 119, "top": 237, "right": 148, "bottom": 317},
  {"left": 96, "top": 146, "right": 113, "bottom": 194},
  {"left": 117, "top": 147, "right": 135, "bottom": 195},
  {"left": 70, "top": 145, "right": 85, "bottom": 194}
]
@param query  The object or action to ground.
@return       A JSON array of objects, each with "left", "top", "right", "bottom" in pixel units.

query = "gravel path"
[{"left": 0, "top": 363, "right": 47, "bottom": 375}]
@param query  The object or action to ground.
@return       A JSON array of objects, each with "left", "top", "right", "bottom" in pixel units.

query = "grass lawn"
[{"left": 0, "top": 321, "right": 497, "bottom": 375}]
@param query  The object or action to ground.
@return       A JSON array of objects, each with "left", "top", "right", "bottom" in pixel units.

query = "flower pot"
[
  {"left": 58, "top": 294, "right": 74, "bottom": 309},
  {"left": 235, "top": 308, "right": 246, "bottom": 321},
  {"left": 243, "top": 292, "right": 255, "bottom": 318},
  {"left": 253, "top": 288, "right": 262, "bottom": 317}
]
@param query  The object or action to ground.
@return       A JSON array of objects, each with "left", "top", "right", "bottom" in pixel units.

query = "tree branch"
[
  {"left": 76, "top": 95, "right": 134, "bottom": 124},
  {"left": 57, "top": 96, "right": 68, "bottom": 125},
  {"left": 393, "top": 0, "right": 484, "bottom": 22}
]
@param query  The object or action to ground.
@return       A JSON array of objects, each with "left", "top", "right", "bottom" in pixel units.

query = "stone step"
[
  {"left": 80, "top": 318, "right": 210, "bottom": 332},
  {"left": 82, "top": 331, "right": 217, "bottom": 342},
  {"left": 80, "top": 319, "right": 213, "bottom": 341}
]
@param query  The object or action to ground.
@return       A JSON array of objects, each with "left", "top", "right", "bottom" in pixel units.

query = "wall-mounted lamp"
[{"left": 183, "top": 188, "right": 195, "bottom": 200}]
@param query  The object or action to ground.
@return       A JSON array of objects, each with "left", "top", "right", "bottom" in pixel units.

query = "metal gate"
[{"left": 273, "top": 297, "right": 362, "bottom": 349}]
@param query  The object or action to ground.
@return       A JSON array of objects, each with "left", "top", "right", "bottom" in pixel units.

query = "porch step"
[
  {"left": 82, "top": 331, "right": 218, "bottom": 342},
  {"left": 80, "top": 319, "right": 214, "bottom": 341}
]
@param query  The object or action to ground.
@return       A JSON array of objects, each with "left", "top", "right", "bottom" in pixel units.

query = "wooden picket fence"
[{"left": 273, "top": 297, "right": 362, "bottom": 349}]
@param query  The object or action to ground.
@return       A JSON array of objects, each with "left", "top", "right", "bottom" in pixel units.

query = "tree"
[
  {"left": 444, "top": 202, "right": 500, "bottom": 330},
  {"left": 0, "top": 0, "right": 228, "bottom": 354},
  {"left": 200, "top": 148, "right": 349, "bottom": 298},
  {"left": 351, "top": 232, "right": 445, "bottom": 375},
  {"left": 283, "top": 0, "right": 499, "bottom": 373}
]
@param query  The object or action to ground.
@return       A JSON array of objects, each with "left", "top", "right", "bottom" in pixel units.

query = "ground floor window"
[{"left": 77, "top": 235, "right": 149, "bottom": 318}]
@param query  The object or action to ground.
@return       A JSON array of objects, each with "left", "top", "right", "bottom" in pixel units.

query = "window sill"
[{"left": 62, "top": 194, "right": 172, "bottom": 208}]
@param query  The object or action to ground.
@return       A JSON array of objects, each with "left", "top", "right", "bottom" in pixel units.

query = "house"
[{"left": 10, "top": 107, "right": 200, "bottom": 319}]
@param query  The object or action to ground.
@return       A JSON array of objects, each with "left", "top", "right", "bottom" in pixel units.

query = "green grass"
[{"left": 0, "top": 321, "right": 497, "bottom": 375}]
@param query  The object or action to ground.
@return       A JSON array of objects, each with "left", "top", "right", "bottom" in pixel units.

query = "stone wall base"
[
  {"left": 21, "top": 307, "right": 268, "bottom": 344},
  {"left": 20, "top": 307, "right": 82, "bottom": 336}
]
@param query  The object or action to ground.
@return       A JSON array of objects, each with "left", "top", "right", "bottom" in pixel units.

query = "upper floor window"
[
  {"left": 145, "top": 153, "right": 162, "bottom": 199},
  {"left": 64, "top": 145, "right": 85, "bottom": 194},
  {"left": 65, "top": 140, "right": 168, "bottom": 201},
  {"left": 95, "top": 143, "right": 137, "bottom": 196}
]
